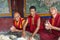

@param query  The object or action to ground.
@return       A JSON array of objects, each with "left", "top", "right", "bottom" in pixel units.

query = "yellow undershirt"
[{"left": 52, "top": 18, "right": 55, "bottom": 26}]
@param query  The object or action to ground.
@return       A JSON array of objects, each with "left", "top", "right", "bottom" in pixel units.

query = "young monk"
[
  {"left": 22, "top": 6, "right": 40, "bottom": 40},
  {"left": 45, "top": 7, "right": 60, "bottom": 40},
  {"left": 10, "top": 12, "right": 25, "bottom": 32}
]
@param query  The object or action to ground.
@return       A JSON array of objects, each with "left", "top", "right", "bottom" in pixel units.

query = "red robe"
[
  {"left": 40, "top": 13, "right": 60, "bottom": 40},
  {"left": 40, "top": 25, "right": 56, "bottom": 40},
  {"left": 28, "top": 14, "right": 40, "bottom": 33},
  {"left": 13, "top": 18, "right": 24, "bottom": 30},
  {"left": 49, "top": 13, "right": 60, "bottom": 39}
]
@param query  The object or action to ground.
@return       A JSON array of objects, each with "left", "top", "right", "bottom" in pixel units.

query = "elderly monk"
[
  {"left": 45, "top": 7, "right": 60, "bottom": 40},
  {"left": 10, "top": 12, "right": 25, "bottom": 32},
  {"left": 40, "top": 7, "right": 60, "bottom": 40},
  {"left": 22, "top": 6, "right": 40, "bottom": 40}
]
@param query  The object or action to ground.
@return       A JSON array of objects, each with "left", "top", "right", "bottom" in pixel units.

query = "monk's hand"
[
  {"left": 45, "top": 22, "right": 52, "bottom": 30},
  {"left": 10, "top": 26, "right": 17, "bottom": 32},
  {"left": 22, "top": 31, "right": 26, "bottom": 38},
  {"left": 28, "top": 36, "right": 33, "bottom": 40},
  {"left": 45, "top": 26, "right": 51, "bottom": 30}
]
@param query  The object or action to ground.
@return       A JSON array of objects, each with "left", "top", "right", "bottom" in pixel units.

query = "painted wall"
[
  {"left": 0, "top": 0, "right": 23, "bottom": 31},
  {"left": 0, "top": 0, "right": 51, "bottom": 32}
]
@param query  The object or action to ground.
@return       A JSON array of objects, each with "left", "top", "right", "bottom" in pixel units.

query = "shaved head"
[
  {"left": 50, "top": 7, "right": 57, "bottom": 12},
  {"left": 49, "top": 7, "right": 57, "bottom": 15},
  {"left": 14, "top": 12, "right": 20, "bottom": 17},
  {"left": 14, "top": 12, "right": 21, "bottom": 21}
]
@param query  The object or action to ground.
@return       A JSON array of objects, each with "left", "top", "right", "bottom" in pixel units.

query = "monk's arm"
[
  {"left": 15, "top": 29, "right": 22, "bottom": 32},
  {"left": 22, "top": 19, "right": 28, "bottom": 35},
  {"left": 51, "top": 26, "right": 60, "bottom": 31},
  {"left": 10, "top": 25, "right": 22, "bottom": 32},
  {"left": 51, "top": 18, "right": 60, "bottom": 31},
  {"left": 22, "top": 19, "right": 25, "bottom": 26},
  {"left": 32, "top": 18, "right": 40, "bottom": 37}
]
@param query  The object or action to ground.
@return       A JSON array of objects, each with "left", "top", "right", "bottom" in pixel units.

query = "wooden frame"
[{"left": 0, "top": 0, "right": 12, "bottom": 17}]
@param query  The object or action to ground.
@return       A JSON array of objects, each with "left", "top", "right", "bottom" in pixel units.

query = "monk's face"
[
  {"left": 14, "top": 12, "right": 20, "bottom": 21},
  {"left": 50, "top": 7, "right": 57, "bottom": 15},
  {"left": 30, "top": 9, "right": 36, "bottom": 16}
]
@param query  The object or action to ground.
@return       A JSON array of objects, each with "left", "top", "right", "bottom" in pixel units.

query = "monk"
[
  {"left": 10, "top": 12, "right": 25, "bottom": 32},
  {"left": 45, "top": 7, "right": 60, "bottom": 40},
  {"left": 22, "top": 6, "right": 40, "bottom": 40},
  {"left": 39, "top": 7, "right": 60, "bottom": 40}
]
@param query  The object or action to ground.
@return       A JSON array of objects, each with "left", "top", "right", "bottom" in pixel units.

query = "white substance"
[
  {"left": 32, "top": 37, "right": 36, "bottom": 40},
  {"left": 10, "top": 35, "right": 17, "bottom": 39},
  {"left": 0, "top": 35, "right": 12, "bottom": 40},
  {"left": 17, "top": 37, "right": 26, "bottom": 40},
  {"left": 17, "top": 37, "right": 36, "bottom": 40}
]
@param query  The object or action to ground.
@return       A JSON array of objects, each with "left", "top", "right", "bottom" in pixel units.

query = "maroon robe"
[
  {"left": 40, "top": 24, "right": 56, "bottom": 40},
  {"left": 28, "top": 14, "right": 40, "bottom": 33},
  {"left": 49, "top": 13, "right": 60, "bottom": 39},
  {"left": 40, "top": 13, "right": 60, "bottom": 40}
]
